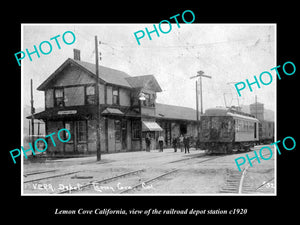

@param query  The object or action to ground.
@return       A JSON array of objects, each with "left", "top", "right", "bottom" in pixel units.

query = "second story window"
[
  {"left": 142, "top": 93, "right": 155, "bottom": 107},
  {"left": 54, "top": 88, "right": 64, "bottom": 107},
  {"left": 86, "top": 85, "right": 96, "bottom": 105},
  {"left": 112, "top": 87, "right": 119, "bottom": 105}
]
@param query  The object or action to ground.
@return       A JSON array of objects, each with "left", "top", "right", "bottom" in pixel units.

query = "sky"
[{"left": 22, "top": 23, "right": 276, "bottom": 113}]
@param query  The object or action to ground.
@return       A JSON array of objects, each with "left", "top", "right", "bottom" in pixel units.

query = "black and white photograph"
[
  {"left": 3, "top": 4, "right": 299, "bottom": 221},
  {"left": 21, "top": 23, "right": 276, "bottom": 196}
]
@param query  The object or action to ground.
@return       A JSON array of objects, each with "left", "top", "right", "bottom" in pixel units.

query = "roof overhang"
[{"left": 101, "top": 107, "right": 124, "bottom": 116}]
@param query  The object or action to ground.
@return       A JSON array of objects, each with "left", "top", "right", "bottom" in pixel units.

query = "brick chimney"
[{"left": 73, "top": 49, "right": 81, "bottom": 61}]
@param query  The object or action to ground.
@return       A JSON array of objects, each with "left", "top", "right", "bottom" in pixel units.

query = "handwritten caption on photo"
[{"left": 31, "top": 181, "right": 154, "bottom": 193}]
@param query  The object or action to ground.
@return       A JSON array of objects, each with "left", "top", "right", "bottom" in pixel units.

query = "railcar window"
[
  {"left": 202, "top": 119, "right": 210, "bottom": 130},
  {"left": 228, "top": 120, "right": 232, "bottom": 130},
  {"left": 222, "top": 121, "right": 228, "bottom": 129},
  {"left": 235, "top": 119, "right": 239, "bottom": 132},
  {"left": 239, "top": 120, "right": 243, "bottom": 132},
  {"left": 242, "top": 120, "right": 246, "bottom": 132},
  {"left": 211, "top": 117, "right": 220, "bottom": 129},
  {"left": 221, "top": 119, "right": 231, "bottom": 132}
]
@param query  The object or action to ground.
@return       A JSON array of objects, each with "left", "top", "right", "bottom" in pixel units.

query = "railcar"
[
  {"left": 259, "top": 120, "right": 274, "bottom": 144},
  {"left": 199, "top": 107, "right": 259, "bottom": 154}
]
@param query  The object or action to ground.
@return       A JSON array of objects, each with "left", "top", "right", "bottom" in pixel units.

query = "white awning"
[
  {"left": 142, "top": 121, "right": 163, "bottom": 131},
  {"left": 101, "top": 107, "right": 124, "bottom": 115}
]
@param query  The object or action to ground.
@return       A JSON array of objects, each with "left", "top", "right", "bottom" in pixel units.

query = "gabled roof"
[
  {"left": 74, "top": 60, "right": 132, "bottom": 88},
  {"left": 155, "top": 103, "right": 198, "bottom": 121},
  {"left": 125, "top": 75, "right": 162, "bottom": 92},
  {"left": 37, "top": 58, "right": 132, "bottom": 90}
]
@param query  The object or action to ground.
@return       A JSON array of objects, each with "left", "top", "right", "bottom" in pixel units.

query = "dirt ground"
[{"left": 22, "top": 146, "right": 276, "bottom": 195}]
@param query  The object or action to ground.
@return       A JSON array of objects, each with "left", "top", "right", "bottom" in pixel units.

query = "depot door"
[
  {"left": 121, "top": 120, "right": 127, "bottom": 150},
  {"left": 64, "top": 121, "right": 87, "bottom": 153}
]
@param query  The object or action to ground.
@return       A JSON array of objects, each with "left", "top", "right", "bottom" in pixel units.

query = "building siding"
[
  {"left": 107, "top": 118, "right": 116, "bottom": 152},
  {"left": 46, "top": 121, "right": 64, "bottom": 154},
  {"left": 106, "top": 86, "right": 112, "bottom": 105},
  {"left": 87, "top": 119, "right": 107, "bottom": 153},
  {"left": 99, "top": 84, "right": 105, "bottom": 104},
  {"left": 52, "top": 64, "right": 95, "bottom": 87},
  {"left": 45, "top": 89, "right": 54, "bottom": 108},
  {"left": 119, "top": 88, "right": 131, "bottom": 106}
]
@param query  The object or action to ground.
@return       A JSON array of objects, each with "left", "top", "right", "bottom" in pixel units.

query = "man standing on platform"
[
  {"left": 158, "top": 134, "right": 164, "bottom": 152},
  {"left": 183, "top": 135, "right": 190, "bottom": 154}
]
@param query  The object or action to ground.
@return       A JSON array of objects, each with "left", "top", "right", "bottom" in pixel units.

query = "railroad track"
[
  {"left": 54, "top": 152, "right": 209, "bottom": 194},
  {"left": 24, "top": 149, "right": 234, "bottom": 195},
  {"left": 122, "top": 155, "right": 230, "bottom": 194},
  {"left": 24, "top": 170, "right": 81, "bottom": 184},
  {"left": 23, "top": 169, "right": 57, "bottom": 177},
  {"left": 167, "top": 153, "right": 206, "bottom": 164},
  {"left": 56, "top": 168, "right": 179, "bottom": 194},
  {"left": 219, "top": 151, "right": 274, "bottom": 194},
  {"left": 219, "top": 169, "right": 245, "bottom": 194},
  {"left": 118, "top": 169, "right": 179, "bottom": 194},
  {"left": 56, "top": 169, "right": 145, "bottom": 194}
]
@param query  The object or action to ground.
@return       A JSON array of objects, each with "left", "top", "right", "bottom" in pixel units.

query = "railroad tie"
[{"left": 219, "top": 170, "right": 242, "bottom": 193}]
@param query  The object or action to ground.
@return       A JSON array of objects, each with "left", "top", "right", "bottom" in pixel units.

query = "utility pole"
[
  {"left": 195, "top": 80, "right": 199, "bottom": 137},
  {"left": 190, "top": 70, "right": 212, "bottom": 114},
  {"left": 37, "top": 121, "right": 40, "bottom": 136},
  {"left": 30, "top": 79, "right": 35, "bottom": 150},
  {"left": 190, "top": 71, "right": 212, "bottom": 138},
  {"left": 255, "top": 95, "right": 258, "bottom": 119},
  {"left": 28, "top": 120, "right": 30, "bottom": 143},
  {"left": 95, "top": 35, "right": 102, "bottom": 161}
]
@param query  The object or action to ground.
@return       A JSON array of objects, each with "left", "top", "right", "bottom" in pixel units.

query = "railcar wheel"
[{"left": 227, "top": 143, "right": 233, "bottom": 154}]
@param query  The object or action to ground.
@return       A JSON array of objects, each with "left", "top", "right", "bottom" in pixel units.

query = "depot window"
[
  {"left": 132, "top": 120, "right": 141, "bottom": 139},
  {"left": 77, "top": 120, "right": 87, "bottom": 142},
  {"left": 85, "top": 85, "right": 96, "bottom": 105},
  {"left": 142, "top": 93, "right": 156, "bottom": 107},
  {"left": 115, "top": 120, "right": 121, "bottom": 142},
  {"left": 112, "top": 87, "right": 119, "bottom": 105},
  {"left": 64, "top": 122, "right": 74, "bottom": 143},
  {"left": 54, "top": 88, "right": 64, "bottom": 107}
]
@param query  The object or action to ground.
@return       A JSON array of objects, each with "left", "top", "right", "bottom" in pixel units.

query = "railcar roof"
[
  {"left": 204, "top": 107, "right": 259, "bottom": 122},
  {"left": 227, "top": 112, "right": 259, "bottom": 122}
]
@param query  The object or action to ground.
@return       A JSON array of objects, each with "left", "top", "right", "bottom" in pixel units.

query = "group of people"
[
  {"left": 145, "top": 133, "right": 192, "bottom": 154},
  {"left": 172, "top": 134, "right": 191, "bottom": 154}
]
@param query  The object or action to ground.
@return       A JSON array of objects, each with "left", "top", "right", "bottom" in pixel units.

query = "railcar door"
[{"left": 210, "top": 117, "right": 221, "bottom": 141}]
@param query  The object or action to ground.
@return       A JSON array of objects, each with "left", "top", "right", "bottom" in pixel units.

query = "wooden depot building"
[{"left": 28, "top": 50, "right": 198, "bottom": 155}]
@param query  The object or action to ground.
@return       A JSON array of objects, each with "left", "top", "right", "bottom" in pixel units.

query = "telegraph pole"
[
  {"left": 255, "top": 95, "right": 258, "bottom": 119},
  {"left": 190, "top": 71, "right": 212, "bottom": 138},
  {"left": 95, "top": 35, "right": 102, "bottom": 161},
  {"left": 30, "top": 79, "right": 35, "bottom": 149},
  {"left": 195, "top": 80, "right": 199, "bottom": 137},
  {"left": 190, "top": 70, "right": 212, "bottom": 114}
]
